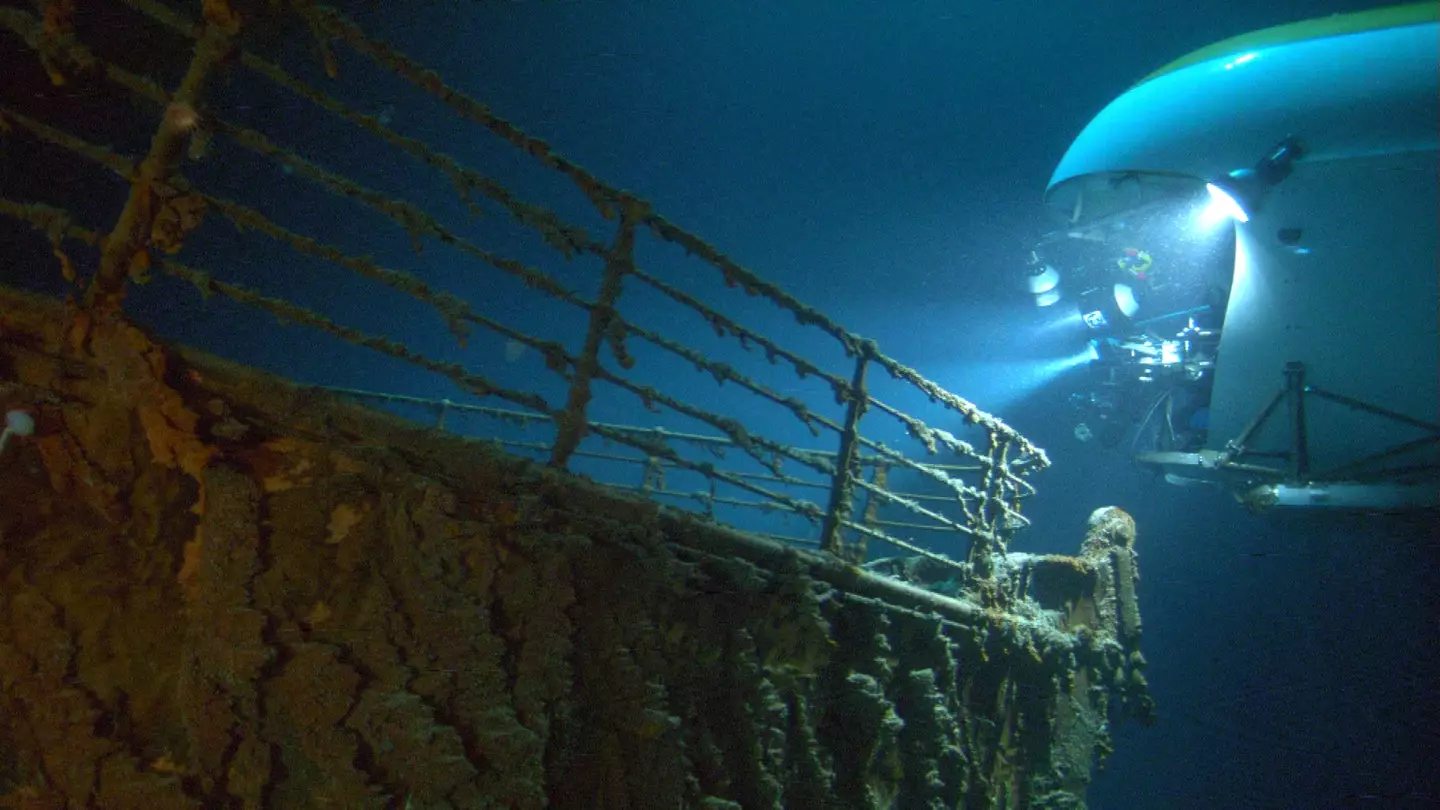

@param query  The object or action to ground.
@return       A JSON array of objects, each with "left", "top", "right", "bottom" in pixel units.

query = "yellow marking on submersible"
[{"left": 1136, "top": 3, "right": 1439, "bottom": 87}]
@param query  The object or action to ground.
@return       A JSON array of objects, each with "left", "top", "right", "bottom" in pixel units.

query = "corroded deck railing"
[{"left": 0, "top": 0, "right": 1048, "bottom": 570}]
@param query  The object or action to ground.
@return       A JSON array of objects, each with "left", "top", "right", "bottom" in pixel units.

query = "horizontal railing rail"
[{"left": 0, "top": 0, "right": 1048, "bottom": 574}]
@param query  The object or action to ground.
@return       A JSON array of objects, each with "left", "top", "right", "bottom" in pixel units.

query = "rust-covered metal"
[
  {"left": 0, "top": 285, "right": 1150, "bottom": 808},
  {"left": 0, "top": 4, "right": 1162, "bottom": 806},
  {"left": 0, "top": 0, "right": 1048, "bottom": 574}
]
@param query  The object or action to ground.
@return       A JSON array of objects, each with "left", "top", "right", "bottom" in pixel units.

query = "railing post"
[
  {"left": 854, "top": 461, "right": 887, "bottom": 562},
  {"left": 972, "top": 436, "right": 1017, "bottom": 565},
  {"left": 550, "top": 200, "right": 639, "bottom": 468},
  {"left": 819, "top": 341, "right": 872, "bottom": 560},
  {"left": 89, "top": 2, "right": 241, "bottom": 313}
]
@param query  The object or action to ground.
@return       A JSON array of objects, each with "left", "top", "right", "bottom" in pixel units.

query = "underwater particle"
[{"left": 504, "top": 339, "right": 526, "bottom": 363}]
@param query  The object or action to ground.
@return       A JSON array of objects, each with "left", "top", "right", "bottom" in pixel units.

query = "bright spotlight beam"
[{"left": 1204, "top": 182, "right": 1249, "bottom": 224}]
